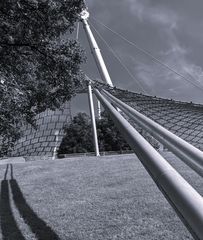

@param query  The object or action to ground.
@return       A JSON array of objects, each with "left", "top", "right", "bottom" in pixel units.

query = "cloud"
[
  {"left": 132, "top": 41, "right": 203, "bottom": 102},
  {"left": 82, "top": 0, "right": 203, "bottom": 104},
  {"left": 126, "top": 0, "right": 178, "bottom": 29},
  {"left": 121, "top": 0, "right": 203, "bottom": 101}
]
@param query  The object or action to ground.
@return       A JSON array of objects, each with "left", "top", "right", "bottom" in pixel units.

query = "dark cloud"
[{"left": 72, "top": 0, "right": 203, "bottom": 115}]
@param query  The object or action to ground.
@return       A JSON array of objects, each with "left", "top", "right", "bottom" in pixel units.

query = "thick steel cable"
[
  {"left": 101, "top": 88, "right": 203, "bottom": 177},
  {"left": 94, "top": 87, "right": 203, "bottom": 240},
  {"left": 92, "top": 17, "right": 203, "bottom": 92}
]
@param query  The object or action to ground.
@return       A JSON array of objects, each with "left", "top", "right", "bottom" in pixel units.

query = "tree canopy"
[
  {"left": 58, "top": 112, "right": 131, "bottom": 155},
  {"left": 0, "top": 0, "right": 85, "bottom": 155},
  {"left": 58, "top": 111, "right": 160, "bottom": 155}
]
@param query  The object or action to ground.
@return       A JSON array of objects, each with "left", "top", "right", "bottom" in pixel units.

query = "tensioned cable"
[
  {"left": 92, "top": 16, "right": 203, "bottom": 92},
  {"left": 89, "top": 21, "right": 148, "bottom": 94}
]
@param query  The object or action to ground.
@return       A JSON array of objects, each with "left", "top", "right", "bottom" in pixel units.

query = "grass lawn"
[{"left": 0, "top": 152, "right": 202, "bottom": 240}]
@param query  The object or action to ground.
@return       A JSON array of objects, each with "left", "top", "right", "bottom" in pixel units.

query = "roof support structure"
[
  {"left": 80, "top": 9, "right": 114, "bottom": 87},
  {"left": 94, "top": 88, "right": 203, "bottom": 240},
  {"left": 87, "top": 82, "right": 100, "bottom": 156}
]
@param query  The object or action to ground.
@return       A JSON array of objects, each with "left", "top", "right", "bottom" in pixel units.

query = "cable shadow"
[
  {"left": 0, "top": 164, "right": 25, "bottom": 240},
  {"left": 9, "top": 164, "right": 60, "bottom": 240}
]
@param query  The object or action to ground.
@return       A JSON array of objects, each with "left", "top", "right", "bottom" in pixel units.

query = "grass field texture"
[{"left": 0, "top": 152, "right": 202, "bottom": 240}]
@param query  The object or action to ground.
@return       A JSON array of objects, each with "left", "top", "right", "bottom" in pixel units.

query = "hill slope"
[{"left": 0, "top": 152, "right": 201, "bottom": 239}]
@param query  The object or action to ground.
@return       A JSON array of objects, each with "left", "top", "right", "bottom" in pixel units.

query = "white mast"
[
  {"left": 80, "top": 9, "right": 114, "bottom": 87},
  {"left": 80, "top": 8, "right": 115, "bottom": 156},
  {"left": 87, "top": 81, "right": 100, "bottom": 156}
]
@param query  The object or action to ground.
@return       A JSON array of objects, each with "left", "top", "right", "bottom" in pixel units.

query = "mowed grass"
[{"left": 0, "top": 152, "right": 202, "bottom": 240}]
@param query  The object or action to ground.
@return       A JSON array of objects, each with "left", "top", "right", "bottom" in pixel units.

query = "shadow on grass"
[
  {"left": 0, "top": 164, "right": 25, "bottom": 240},
  {"left": 0, "top": 164, "right": 60, "bottom": 240}
]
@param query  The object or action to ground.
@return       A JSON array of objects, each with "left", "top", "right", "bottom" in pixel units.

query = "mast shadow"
[
  {"left": 0, "top": 164, "right": 61, "bottom": 240},
  {"left": 9, "top": 164, "right": 60, "bottom": 240},
  {"left": 0, "top": 164, "right": 25, "bottom": 239}
]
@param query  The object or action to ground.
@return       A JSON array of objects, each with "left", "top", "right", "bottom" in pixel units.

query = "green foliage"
[
  {"left": 58, "top": 112, "right": 131, "bottom": 155},
  {"left": 0, "top": 0, "right": 85, "bottom": 155},
  {"left": 96, "top": 112, "right": 131, "bottom": 152},
  {"left": 59, "top": 113, "right": 94, "bottom": 154},
  {"left": 58, "top": 111, "right": 160, "bottom": 155}
]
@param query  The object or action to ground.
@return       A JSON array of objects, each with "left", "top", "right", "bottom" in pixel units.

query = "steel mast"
[
  {"left": 80, "top": 8, "right": 114, "bottom": 156},
  {"left": 87, "top": 81, "right": 100, "bottom": 156},
  {"left": 80, "top": 9, "right": 114, "bottom": 87}
]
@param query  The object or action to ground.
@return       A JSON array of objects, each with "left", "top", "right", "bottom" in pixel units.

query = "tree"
[
  {"left": 58, "top": 111, "right": 160, "bottom": 155},
  {"left": 0, "top": 0, "right": 85, "bottom": 155},
  {"left": 58, "top": 112, "right": 131, "bottom": 155},
  {"left": 96, "top": 112, "right": 131, "bottom": 152},
  {"left": 59, "top": 113, "right": 93, "bottom": 154}
]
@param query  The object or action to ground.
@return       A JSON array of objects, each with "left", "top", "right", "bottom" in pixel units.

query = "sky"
[{"left": 72, "top": 0, "right": 203, "bottom": 115}]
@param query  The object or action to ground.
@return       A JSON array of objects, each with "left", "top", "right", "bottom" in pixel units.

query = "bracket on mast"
[{"left": 80, "top": 9, "right": 90, "bottom": 20}]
